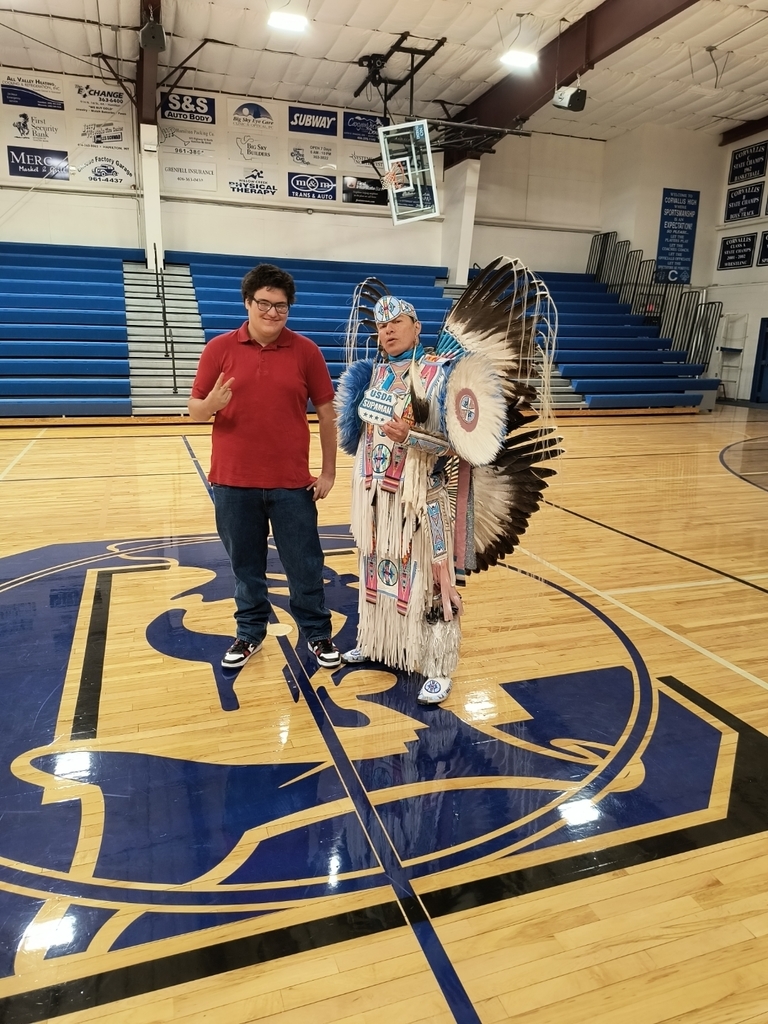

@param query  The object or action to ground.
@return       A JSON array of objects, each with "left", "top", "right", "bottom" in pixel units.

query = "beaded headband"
[{"left": 373, "top": 295, "right": 418, "bottom": 324}]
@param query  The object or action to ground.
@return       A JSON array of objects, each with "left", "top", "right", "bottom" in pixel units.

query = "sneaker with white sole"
[
  {"left": 221, "top": 638, "right": 263, "bottom": 669},
  {"left": 309, "top": 637, "right": 342, "bottom": 669},
  {"left": 342, "top": 647, "right": 369, "bottom": 665},
  {"left": 417, "top": 677, "right": 452, "bottom": 705}
]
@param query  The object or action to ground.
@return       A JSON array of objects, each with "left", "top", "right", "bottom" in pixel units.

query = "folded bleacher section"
[
  {"left": 539, "top": 270, "right": 717, "bottom": 411},
  {"left": 0, "top": 241, "right": 143, "bottom": 417},
  {"left": 166, "top": 251, "right": 450, "bottom": 383}
]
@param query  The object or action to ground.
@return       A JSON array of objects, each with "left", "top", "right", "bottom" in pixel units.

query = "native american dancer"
[{"left": 334, "top": 257, "right": 562, "bottom": 705}]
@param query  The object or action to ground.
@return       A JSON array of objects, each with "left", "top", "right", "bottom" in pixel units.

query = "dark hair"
[{"left": 241, "top": 264, "right": 296, "bottom": 305}]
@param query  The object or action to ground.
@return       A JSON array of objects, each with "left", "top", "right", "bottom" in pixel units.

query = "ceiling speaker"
[
  {"left": 553, "top": 86, "right": 587, "bottom": 111},
  {"left": 139, "top": 21, "right": 167, "bottom": 51}
]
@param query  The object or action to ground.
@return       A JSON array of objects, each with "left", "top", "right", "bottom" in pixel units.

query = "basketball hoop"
[{"left": 380, "top": 161, "right": 408, "bottom": 190}]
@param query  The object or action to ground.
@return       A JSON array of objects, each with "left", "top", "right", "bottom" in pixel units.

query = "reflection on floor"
[{"left": 0, "top": 407, "right": 767, "bottom": 1023}]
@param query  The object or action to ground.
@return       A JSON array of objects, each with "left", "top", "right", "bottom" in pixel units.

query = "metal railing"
[
  {"left": 154, "top": 243, "right": 178, "bottom": 395},
  {"left": 586, "top": 232, "right": 722, "bottom": 372}
]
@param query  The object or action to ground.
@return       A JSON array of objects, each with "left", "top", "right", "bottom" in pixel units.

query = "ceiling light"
[
  {"left": 268, "top": 11, "right": 308, "bottom": 32},
  {"left": 500, "top": 49, "right": 537, "bottom": 69}
]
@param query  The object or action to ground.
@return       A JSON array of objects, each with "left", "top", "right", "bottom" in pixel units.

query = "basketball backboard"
[{"left": 377, "top": 119, "right": 440, "bottom": 226}]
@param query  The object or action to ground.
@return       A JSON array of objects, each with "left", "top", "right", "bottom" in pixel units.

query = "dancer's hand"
[{"left": 382, "top": 413, "right": 410, "bottom": 444}]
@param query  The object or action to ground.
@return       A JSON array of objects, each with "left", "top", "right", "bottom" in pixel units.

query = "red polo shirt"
[{"left": 191, "top": 322, "right": 335, "bottom": 488}]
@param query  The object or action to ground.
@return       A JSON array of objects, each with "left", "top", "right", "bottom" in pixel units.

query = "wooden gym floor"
[{"left": 0, "top": 403, "right": 767, "bottom": 1024}]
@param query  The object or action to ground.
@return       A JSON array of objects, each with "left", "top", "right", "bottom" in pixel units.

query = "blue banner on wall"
[
  {"left": 288, "top": 106, "right": 337, "bottom": 136},
  {"left": 757, "top": 231, "right": 768, "bottom": 268},
  {"left": 7, "top": 145, "right": 69, "bottom": 179},
  {"left": 159, "top": 92, "right": 216, "bottom": 124},
  {"left": 1, "top": 79, "right": 64, "bottom": 110},
  {"left": 342, "top": 112, "right": 388, "bottom": 143},
  {"left": 725, "top": 182, "right": 764, "bottom": 222},
  {"left": 655, "top": 188, "right": 699, "bottom": 283},
  {"left": 287, "top": 172, "right": 336, "bottom": 200}
]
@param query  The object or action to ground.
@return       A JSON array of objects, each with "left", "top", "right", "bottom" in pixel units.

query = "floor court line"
[
  {"left": 608, "top": 574, "right": 768, "bottom": 595},
  {"left": 0, "top": 429, "right": 46, "bottom": 481},
  {"left": 516, "top": 547, "right": 768, "bottom": 692},
  {"left": 547, "top": 500, "right": 768, "bottom": 596},
  {"left": 180, "top": 432, "right": 481, "bottom": 1024}
]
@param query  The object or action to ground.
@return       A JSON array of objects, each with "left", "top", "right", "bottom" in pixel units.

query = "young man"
[{"left": 188, "top": 263, "right": 341, "bottom": 670}]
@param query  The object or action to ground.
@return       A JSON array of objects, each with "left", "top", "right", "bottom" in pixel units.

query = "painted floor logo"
[{"left": 0, "top": 531, "right": 735, "bottom": 973}]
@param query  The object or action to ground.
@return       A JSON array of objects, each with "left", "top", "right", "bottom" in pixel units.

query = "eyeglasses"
[{"left": 251, "top": 298, "right": 290, "bottom": 315}]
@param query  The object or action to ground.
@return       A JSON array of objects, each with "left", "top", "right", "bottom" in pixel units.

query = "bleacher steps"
[{"left": 123, "top": 263, "right": 205, "bottom": 415}]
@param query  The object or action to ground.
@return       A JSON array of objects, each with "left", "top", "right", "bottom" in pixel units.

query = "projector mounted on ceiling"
[{"left": 553, "top": 85, "right": 587, "bottom": 111}]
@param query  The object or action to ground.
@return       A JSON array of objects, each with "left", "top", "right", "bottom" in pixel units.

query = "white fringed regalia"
[{"left": 348, "top": 348, "right": 464, "bottom": 678}]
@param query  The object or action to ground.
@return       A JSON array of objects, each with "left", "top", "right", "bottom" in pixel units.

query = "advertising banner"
[
  {"left": 160, "top": 125, "right": 216, "bottom": 158},
  {"left": 160, "top": 91, "right": 216, "bottom": 125},
  {"left": 75, "top": 119, "right": 130, "bottom": 152},
  {"left": 228, "top": 165, "right": 280, "bottom": 197},
  {"left": 343, "top": 111, "right": 388, "bottom": 143},
  {"left": 229, "top": 99, "right": 277, "bottom": 132},
  {"left": 288, "top": 106, "right": 338, "bottom": 136},
  {"left": 72, "top": 154, "right": 134, "bottom": 186},
  {"left": 0, "top": 71, "right": 135, "bottom": 191},
  {"left": 161, "top": 159, "right": 217, "bottom": 191},
  {"left": 287, "top": 172, "right": 337, "bottom": 200},
  {"left": 1, "top": 73, "right": 64, "bottom": 110},
  {"left": 342, "top": 175, "right": 387, "bottom": 206},
  {"left": 341, "top": 143, "right": 382, "bottom": 174},
  {"left": 228, "top": 133, "right": 278, "bottom": 164},
  {"left": 69, "top": 80, "right": 131, "bottom": 117},
  {"left": 5, "top": 109, "right": 63, "bottom": 145},
  {"left": 287, "top": 140, "right": 335, "bottom": 170},
  {"left": 7, "top": 145, "right": 68, "bottom": 179}
]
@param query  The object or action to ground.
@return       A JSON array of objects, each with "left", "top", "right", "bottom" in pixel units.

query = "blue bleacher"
[
  {"left": 538, "top": 271, "right": 714, "bottom": 411},
  {"left": 0, "top": 241, "right": 141, "bottom": 417},
  {"left": 0, "top": 243, "right": 717, "bottom": 418},
  {"left": 167, "top": 250, "right": 451, "bottom": 379}
]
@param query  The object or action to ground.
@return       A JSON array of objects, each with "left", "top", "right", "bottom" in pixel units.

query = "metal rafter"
[
  {"left": 354, "top": 33, "right": 447, "bottom": 120},
  {"left": 720, "top": 114, "right": 768, "bottom": 147},
  {"left": 448, "top": 0, "right": 702, "bottom": 165},
  {"left": 136, "top": 0, "right": 162, "bottom": 125}
]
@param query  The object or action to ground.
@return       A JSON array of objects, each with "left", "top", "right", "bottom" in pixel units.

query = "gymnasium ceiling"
[{"left": 1, "top": 0, "right": 768, "bottom": 143}]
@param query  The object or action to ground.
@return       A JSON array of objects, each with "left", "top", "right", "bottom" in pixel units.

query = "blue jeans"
[{"left": 212, "top": 484, "right": 332, "bottom": 646}]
